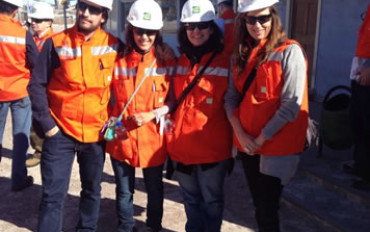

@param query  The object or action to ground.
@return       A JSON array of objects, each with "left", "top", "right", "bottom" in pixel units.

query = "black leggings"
[{"left": 240, "top": 152, "right": 283, "bottom": 232}]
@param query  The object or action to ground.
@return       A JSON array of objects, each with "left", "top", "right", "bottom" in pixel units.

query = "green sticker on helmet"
[
  {"left": 192, "top": 6, "right": 200, "bottom": 14},
  {"left": 143, "top": 12, "right": 152, "bottom": 20}
]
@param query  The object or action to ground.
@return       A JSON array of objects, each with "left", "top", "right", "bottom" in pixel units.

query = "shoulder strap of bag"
[
  {"left": 242, "top": 67, "right": 257, "bottom": 95},
  {"left": 174, "top": 52, "right": 218, "bottom": 110},
  {"left": 117, "top": 58, "right": 157, "bottom": 121}
]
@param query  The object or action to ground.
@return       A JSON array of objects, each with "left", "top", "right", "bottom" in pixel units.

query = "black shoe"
[
  {"left": 351, "top": 179, "right": 370, "bottom": 191},
  {"left": 11, "top": 176, "right": 34, "bottom": 192}
]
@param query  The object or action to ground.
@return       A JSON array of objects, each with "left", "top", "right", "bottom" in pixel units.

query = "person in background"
[
  {"left": 0, "top": 0, "right": 38, "bottom": 190},
  {"left": 224, "top": 0, "right": 308, "bottom": 231},
  {"left": 217, "top": 0, "right": 236, "bottom": 56},
  {"left": 26, "top": 1, "right": 55, "bottom": 167},
  {"left": 166, "top": 0, "right": 233, "bottom": 231},
  {"left": 28, "top": 0, "right": 120, "bottom": 231},
  {"left": 344, "top": 3, "right": 370, "bottom": 191},
  {"left": 106, "top": 0, "right": 175, "bottom": 231}
]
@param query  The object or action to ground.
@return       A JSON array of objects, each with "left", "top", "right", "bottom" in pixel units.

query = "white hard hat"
[
  {"left": 84, "top": 0, "right": 113, "bottom": 11},
  {"left": 238, "top": 0, "right": 279, "bottom": 13},
  {"left": 29, "top": 2, "right": 54, "bottom": 20},
  {"left": 127, "top": 0, "right": 163, "bottom": 30},
  {"left": 181, "top": 0, "right": 216, "bottom": 23},
  {"left": 217, "top": 0, "right": 231, "bottom": 5},
  {"left": 3, "top": 0, "right": 23, "bottom": 7}
]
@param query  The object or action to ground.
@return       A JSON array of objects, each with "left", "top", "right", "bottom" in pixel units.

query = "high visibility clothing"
[
  {"left": 356, "top": 4, "right": 370, "bottom": 58},
  {"left": 232, "top": 39, "right": 308, "bottom": 155},
  {"left": 47, "top": 25, "right": 119, "bottom": 143},
  {"left": 106, "top": 48, "right": 174, "bottom": 168},
  {"left": 220, "top": 8, "right": 236, "bottom": 56},
  {"left": 34, "top": 28, "right": 54, "bottom": 51},
  {"left": 0, "top": 15, "right": 30, "bottom": 101},
  {"left": 167, "top": 52, "right": 233, "bottom": 165}
]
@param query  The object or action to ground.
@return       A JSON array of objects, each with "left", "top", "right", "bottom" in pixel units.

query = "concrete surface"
[{"left": 0, "top": 104, "right": 360, "bottom": 232}]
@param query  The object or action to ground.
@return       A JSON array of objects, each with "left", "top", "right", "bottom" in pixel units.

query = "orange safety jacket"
[
  {"left": 220, "top": 8, "right": 236, "bottom": 57},
  {"left": 167, "top": 52, "right": 233, "bottom": 165},
  {"left": 232, "top": 39, "right": 308, "bottom": 156},
  {"left": 47, "top": 25, "right": 119, "bottom": 143},
  {"left": 0, "top": 15, "right": 30, "bottom": 101},
  {"left": 106, "top": 48, "right": 174, "bottom": 168},
  {"left": 356, "top": 4, "right": 370, "bottom": 58},
  {"left": 34, "top": 28, "right": 54, "bottom": 51}
]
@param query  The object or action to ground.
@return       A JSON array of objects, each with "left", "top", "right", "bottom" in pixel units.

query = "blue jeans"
[
  {"left": 175, "top": 159, "right": 231, "bottom": 232},
  {"left": 0, "top": 97, "right": 31, "bottom": 187},
  {"left": 37, "top": 130, "right": 105, "bottom": 232},
  {"left": 111, "top": 158, "right": 164, "bottom": 232}
]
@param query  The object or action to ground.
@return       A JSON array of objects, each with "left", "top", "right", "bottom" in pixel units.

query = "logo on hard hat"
[
  {"left": 143, "top": 12, "right": 152, "bottom": 20},
  {"left": 192, "top": 6, "right": 200, "bottom": 14}
]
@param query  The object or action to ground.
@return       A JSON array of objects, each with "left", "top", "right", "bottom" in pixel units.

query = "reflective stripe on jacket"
[
  {"left": 356, "top": 4, "right": 370, "bottom": 58},
  {"left": 106, "top": 48, "right": 174, "bottom": 168},
  {"left": 233, "top": 39, "right": 309, "bottom": 156},
  {"left": 220, "top": 9, "right": 236, "bottom": 57},
  {"left": 0, "top": 15, "right": 30, "bottom": 101},
  {"left": 34, "top": 28, "right": 54, "bottom": 51},
  {"left": 167, "top": 52, "right": 233, "bottom": 165},
  {"left": 48, "top": 25, "right": 119, "bottom": 142}
]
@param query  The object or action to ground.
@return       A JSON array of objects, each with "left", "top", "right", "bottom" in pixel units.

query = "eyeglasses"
[
  {"left": 184, "top": 22, "right": 210, "bottom": 31},
  {"left": 77, "top": 1, "right": 103, "bottom": 15},
  {"left": 133, "top": 27, "right": 157, "bottom": 36},
  {"left": 31, "top": 18, "right": 46, "bottom": 24},
  {"left": 245, "top": 14, "right": 272, "bottom": 25}
]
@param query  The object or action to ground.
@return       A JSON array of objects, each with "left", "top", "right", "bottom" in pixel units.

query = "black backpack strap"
[{"left": 242, "top": 67, "right": 257, "bottom": 95}]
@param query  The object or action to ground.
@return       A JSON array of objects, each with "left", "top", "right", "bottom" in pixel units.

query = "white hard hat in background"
[
  {"left": 2, "top": 0, "right": 23, "bottom": 8},
  {"left": 238, "top": 0, "right": 278, "bottom": 13},
  {"left": 181, "top": 0, "right": 216, "bottom": 23},
  {"left": 127, "top": 0, "right": 163, "bottom": 30},
  {"left": 84, "top": 0, "right": 113, "bottom": 11},
  {"left": 29, "top": 2, "right": 54, "bottom": 20}
]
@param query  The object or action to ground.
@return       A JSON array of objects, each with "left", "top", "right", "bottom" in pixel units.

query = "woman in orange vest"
[
  {"left": 26, "top": 1, "right": 55, "bottom": 167},
  {"left": 224, "top": 0, "right": 308, "bottom": 231},
  {"left": 166, "top": 0, "right": 233, "bottom": 231},
  {"left": 105, "top": 0, "right": 175, "bottom": 231},
  {"left": 345, "top": 3, "right": 370, "bottom": 190}
]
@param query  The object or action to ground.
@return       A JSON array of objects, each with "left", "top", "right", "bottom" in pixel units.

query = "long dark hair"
[
  {"left": 122, "top": 23, "right": 166, "bottom": 65},
  {"left": 177, "top": 21, "right": 224, "bottom": 55},
  {"left": 233, "top": 6, "right": 286, "bottom": 76}
]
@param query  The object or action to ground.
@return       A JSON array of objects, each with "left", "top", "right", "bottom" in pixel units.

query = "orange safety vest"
[
  {"left": 233, "top": 39, "right": 308, "bottom": 156},
  {"left": 0, "top": 15, "right": 30, "bottom": 101},
  {"left": 167, "top": 52, "right": 233, "bottom": 165},
  {"left": 106, "top": 48, "right": 174, "bottom": 168},
  {"left": 47, "top": 25, "right": 119, "bottom": 143},
  {"left": 34, "top": 28, "right": 54, "bottom": 51},
  {"left": 220, "top": 8, "right": 236, "bottom": 57},
  {"left": 356, "top": 4, "right": 370, "bottom": 58}
]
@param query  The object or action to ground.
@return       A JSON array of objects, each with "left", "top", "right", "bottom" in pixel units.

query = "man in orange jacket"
[
  {"left": 0, "top": 0, "right": 38, "bottom": 191},
  {"left": 345, "top": 4, "right": 370, "bottom": 190},
  {"left": 28, "top": 0, "right": 121, "bottom": 231},
  {"left": 217, "top": 0, "right": 236, "bottom": 56}
]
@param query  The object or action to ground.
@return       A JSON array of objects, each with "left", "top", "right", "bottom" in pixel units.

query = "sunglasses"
[
  {"left": 245, "top": 14, "right": 272, "bottom": 25},
  {"left": 77, "top": 1, "right": 103, "bottom": 15},
  {"left": 184, "top": 22, "right": 210, "bottom": 31},
  {"left": 31, "top": 18, "right": 46, "bottom": 23},
  {"left": 133, "top": 27, "right": 157, "bottom": 36}
]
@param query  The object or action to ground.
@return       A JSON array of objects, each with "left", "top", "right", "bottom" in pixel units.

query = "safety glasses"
[
  {"left": 31, "top": 18, "right": 46, "bottom": 23},
  {"left": 77, "top": 1, "right": 103, "bottom": 15},
  {"left": 133, "top": 27, "right": 157, "bottom": 36},
  {"left": 184, "top": 22, "right": 210, "bottom": 31},
  {"left": 245, "top": 14, "right": 272, "bottom": 25}
]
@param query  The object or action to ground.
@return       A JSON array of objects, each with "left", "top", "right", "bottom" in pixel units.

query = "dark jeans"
[
  {"left": 111, "top": 158, "right": 164, "bottom": 232},
  {"left": 37, "top": 130, "right": 105, "bottom": 232},
  {"left": 351, "top": 81, "right": 370, "bottom": 181},
  {"left": 240, "top": 152, "right": 283, "bottom": 232}
]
